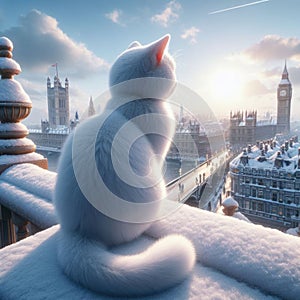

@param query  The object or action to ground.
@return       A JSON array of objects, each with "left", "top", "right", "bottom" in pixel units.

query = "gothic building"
[
  {"left": 277, "top": 62, "right": 292, "bottom": 134},
  {"left": 229, "top": 62, "right": 292, "bottom": 148},
  {"left": 47, "top": 76, "right": 69, "bottom": 128}
]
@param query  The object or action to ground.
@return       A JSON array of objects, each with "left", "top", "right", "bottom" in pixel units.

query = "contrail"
[{"left": 209, "top": 0, "right": 269, "bottom": 15}]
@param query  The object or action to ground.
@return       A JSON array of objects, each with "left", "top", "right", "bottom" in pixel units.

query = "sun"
[{"left": 210, "top": 69, "right": 244, "bottom": 99}]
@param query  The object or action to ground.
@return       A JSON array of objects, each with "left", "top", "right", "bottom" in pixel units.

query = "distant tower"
[
  {"left": 88, "top": 96, "right": 96, "bottom": 117},
  {"left": 47, "top": 73, "right": 70, "bottom": 128},
  {"left": 277, "top": 61, "right": 292, "bottom": 134}
]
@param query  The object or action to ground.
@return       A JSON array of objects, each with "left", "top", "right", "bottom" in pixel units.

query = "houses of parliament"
[{"left": 229, "top": 62, "right": 292, "bottom": 148}]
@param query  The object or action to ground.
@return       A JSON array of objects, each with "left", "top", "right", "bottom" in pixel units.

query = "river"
[{"left": 36, "top": 150, "right": 196, "bottom": 183}]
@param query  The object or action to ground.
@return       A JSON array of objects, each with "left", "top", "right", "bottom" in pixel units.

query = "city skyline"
[{"left": 1, "top": 0, "right": 300, "bottom": 124}]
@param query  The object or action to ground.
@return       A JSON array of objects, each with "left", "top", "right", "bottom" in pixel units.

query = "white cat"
[{"left": 54, "top": 35, "right": 195, "bottom": 297}]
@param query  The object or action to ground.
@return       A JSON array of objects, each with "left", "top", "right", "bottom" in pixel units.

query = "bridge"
[{"left": 166, "top": 151, "right": 229, "bottom": 210}]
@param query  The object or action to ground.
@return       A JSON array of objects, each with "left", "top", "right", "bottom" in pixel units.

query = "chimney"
[
  {"left": 285, "top": 141, "right": 289, "bottom": 151},
  {"left": 264, "top": 144, "right": 268, "bottom": 153},
  {"left": 274, "top": 151, "right": 283, "bottom": 169},
  {"left": 258, "top": 150, "right": 267, "bottom": 162},
  {"left": 240, "top": 149, "right": 249, "bottom": 166}
]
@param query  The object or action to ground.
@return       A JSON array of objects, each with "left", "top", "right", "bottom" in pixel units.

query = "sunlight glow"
[{"left": 210, "top": 69, "right": 244, "bottom": 100}]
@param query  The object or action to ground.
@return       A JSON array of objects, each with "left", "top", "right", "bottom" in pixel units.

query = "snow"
[
  {"left": 0, "top": 165, "right": 299, "bottom": 298},
  {"left": 0, "top": 57, "right": 21, "bottom": 73},
  {"left": 0, "top": 79, "right": 31, "bottom": 103},
  {"left": 286, "top": 227, "right": 299, "bottom": 236},
  {"left": 0, "top": 37, "right": 13, "bottom": 50},
  {"left": 279, "top": 79, "right": 290, "bottom": 85},
  {"left": 230, "top": 140, "right": 300, "bottom": 172},
  {"left": 0, "top": 137, "right": 35, "bottom": 147},
  {"left": 29, "top": 127, "right": 70, "bottom": 134},
  {"left": 0, "top": 163, "right": 56, "bottom": 200},
  {"left": 0, "top": 163, "right": 57, "bottom": 229},
  {"left": 233, "top": 211, "right": 251, "bottom": 223},
  {"left": 0, "top": 122, "right": 28, "bottom": 132},
  {"left": 2, "top": 204, "right": 299, "bottom": 299},
  {"left": 0, "top": 152, "right": 44, "bottom": 165},
  {"left": 222, "top": 196, "right": 238, "bottom": 207}
]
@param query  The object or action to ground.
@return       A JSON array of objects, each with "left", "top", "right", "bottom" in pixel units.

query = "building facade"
[
  {"left": 47, "top": 76, "right": 69, "bottom": 128},
  {"left": 167, "top": 120, "right": 211, "bottom": 162},
  {"left": 230, "top": 137, "right": 300, "bottom": 231}
]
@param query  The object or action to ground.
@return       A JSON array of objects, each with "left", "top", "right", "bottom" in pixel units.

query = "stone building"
[
  {"left": 47, "top": 75, "right": 69, "bottom": 128},
  {"left": 229, "top": 137, "right": 300, "bottom": 231}
]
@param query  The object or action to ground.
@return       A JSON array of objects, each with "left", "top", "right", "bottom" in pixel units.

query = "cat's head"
[{"left": 109, "top": 35, "right": 176, "bottom": 98}]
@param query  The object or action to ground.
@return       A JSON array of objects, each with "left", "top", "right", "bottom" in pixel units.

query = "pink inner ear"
[{"left": 156, "top": 35, "right": 170, "bottom": 65}]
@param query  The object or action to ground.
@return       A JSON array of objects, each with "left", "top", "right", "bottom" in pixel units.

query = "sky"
[{"left": 1, "top": 0, "right": 300, "bottom": 124}]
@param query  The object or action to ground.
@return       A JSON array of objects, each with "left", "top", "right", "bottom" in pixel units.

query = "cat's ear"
[
  {"left": 128, "top": 41, "right": 141, "bottom": 49},
  {"left": 151, "top": 35, "right": 170, "bottom": 65}
]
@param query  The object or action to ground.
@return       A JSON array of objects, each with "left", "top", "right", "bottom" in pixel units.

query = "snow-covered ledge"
[
  {"left": 0, "top": 203, "right": 299, "bottom": 299},
  {"left": 0, "top": 163, "right": 57, "bottom": 239}
]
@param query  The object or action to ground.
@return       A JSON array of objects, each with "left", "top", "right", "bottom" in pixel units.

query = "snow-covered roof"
[
  {"left": 0, "top": 204, "right": 300, "bottom": 299},
  {"left": 230, "top": 138, "right": 300, "bottom": 173},
  {"left": 29, "top": 127, "right": 70, "bottom": 134}
]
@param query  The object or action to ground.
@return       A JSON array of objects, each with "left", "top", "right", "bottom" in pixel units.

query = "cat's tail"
[{"left": 57, "top": 230, "right": 195, "bottom": 297}]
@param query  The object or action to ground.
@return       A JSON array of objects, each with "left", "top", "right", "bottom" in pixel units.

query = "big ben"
[{"left": 277, "top": 62, "right": 292, "bottom": 134}]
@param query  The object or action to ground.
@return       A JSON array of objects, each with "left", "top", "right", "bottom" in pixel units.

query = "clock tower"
[{"left": 277, "top": 61, "right": 292, "bottom": 134}]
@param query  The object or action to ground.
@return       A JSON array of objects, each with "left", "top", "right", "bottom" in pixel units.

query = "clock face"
[{"left": 280, "top": 89, "right": 287, "bottom": 97}]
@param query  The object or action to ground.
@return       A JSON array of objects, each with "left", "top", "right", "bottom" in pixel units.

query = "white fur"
[
  {"left": 57, "top": 231, "right": 195, "bottom": 296},
  {"left": 54, "top": 35, "right": 195, "bottom": 297}
]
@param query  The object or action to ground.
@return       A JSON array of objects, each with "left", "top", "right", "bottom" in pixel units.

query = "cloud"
[
  {"left": 151, "top": 0, "right": 181, "bottom": 27},
  {"left": 242, "top": 79, "right": 270, "bottom": 97},
  {"left": 181, "top": 27, "right": 200, "bottom": 44},
  {"left": 0, "top": 10, "right": 109, "bottom": 77},
  {"left": 243, "top": 35, "right": 300, "bottom": 62},
  {"left": 105, "top": 9, "right": 124, "bottom": 26}
]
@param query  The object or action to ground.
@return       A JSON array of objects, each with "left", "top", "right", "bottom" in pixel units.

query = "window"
[
  {"left": 258, "top": 190, "right": 263, "bottom": 198},
  {"left": 257, "top": 202, "right": 264, "bottom": 212},
  {"left": 252, "top": 178, "right": 257, "bottom": 184},
  {"left": 252, "top": 202, "right": 257, "bottom": 211},
  {"left": 258, "top": 179, "right": 264, "bottom": 186},
  {"left": 245, "top": 186, "right": 250, "bottom": 197},
  {"left": 272, "top": 181, "right": 277, "bottom": 188},
  {"left": 272, "top": 192, "right": 277, "bottom": 201},
  {"left": 286, "top": 182, "right": 294, "bottom": 189},
  {"left": 245, "top": 200, "right": 250, "bottom": 209},
  {"left": 252, "top": 188, "right": 257, "bottom": 197}
]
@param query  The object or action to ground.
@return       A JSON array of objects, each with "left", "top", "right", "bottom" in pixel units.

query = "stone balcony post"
[{"left": 0, "top": 36, "right": 48, "bottom": 247}]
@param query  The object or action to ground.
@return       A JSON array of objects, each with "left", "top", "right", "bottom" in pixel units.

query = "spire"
[
  {"left": 88, "top": 96, "right": 96, "bottom": 117},
  {"left": 282, "top": 60, "right": 289, "bottom": 80}
]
